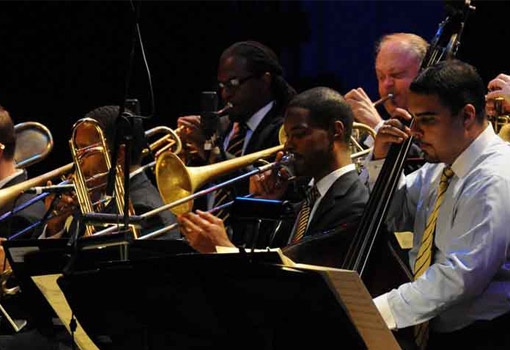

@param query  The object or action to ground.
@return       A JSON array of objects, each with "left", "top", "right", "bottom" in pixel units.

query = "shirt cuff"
[
  {"left": 373, "top": 293, "right": 397, "bottom": 330},
  {"left": 363, "top": 120, "right": 385, "bottom": 148}
]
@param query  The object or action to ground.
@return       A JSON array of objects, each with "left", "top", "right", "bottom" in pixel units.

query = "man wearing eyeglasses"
[
  {"left": 177, "top": 41, "right": 297, "bottom": 226},
  {"left": 178, "top": 40, "right": 295, "bottom": 162}
]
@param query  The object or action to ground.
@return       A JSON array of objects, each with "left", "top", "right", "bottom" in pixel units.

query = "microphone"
[
  {"left": 25, "top": 184, "right": 75, "bottom": 195},
  {"left": 200, "top": 91, "right": 219, "bottom": 150}
]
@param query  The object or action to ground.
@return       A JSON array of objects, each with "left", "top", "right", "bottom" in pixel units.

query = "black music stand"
[
  {"left": 57, "top": 252, "right": 367, "bottom": 350},
  {"left": 229, "top": 197, "right": 295, "bottom": 249},
  {"left": 2, "top": 237, "right": 196, "bottom": 342}
]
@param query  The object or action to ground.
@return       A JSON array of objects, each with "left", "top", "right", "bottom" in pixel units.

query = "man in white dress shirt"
[{"left": 368, "top": 59, "right": 510, "bottom": 349}]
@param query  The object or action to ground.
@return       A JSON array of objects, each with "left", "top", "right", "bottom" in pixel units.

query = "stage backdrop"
[{"left": 0, "top": 1, "right": 507, "bottom": 177}]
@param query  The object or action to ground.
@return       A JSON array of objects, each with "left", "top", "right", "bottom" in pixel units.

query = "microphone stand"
[{"left": 105, "top": 112, "right": 135, "bottom": 244}]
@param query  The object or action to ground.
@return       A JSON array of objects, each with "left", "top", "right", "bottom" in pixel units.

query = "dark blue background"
[{"left": 0, "top": 0, "right": 506, "bottom": 176}]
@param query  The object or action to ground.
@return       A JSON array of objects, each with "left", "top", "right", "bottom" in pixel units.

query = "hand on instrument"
[
  {"left": 249, "top": 151, "right": 290, "bottom": 200},
  {"left": 177, "top": 115, "right": 207, "bottom": 159},
  {"left": 44, "top": 180, "right": 76, "bottom": 237},
  {"left": 373, "top": 113, "right": 411, "bottom": 160},
  {"left": 178, "top": 210, "right": 234, "bottom": 253},
  {"left": 345, "top": 88, "right": 384, "bottom": 129},
  {"left": 486, "top": 73, "right": 510, "bottom": 114}
]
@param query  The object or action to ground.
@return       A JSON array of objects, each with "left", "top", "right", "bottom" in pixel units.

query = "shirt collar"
[
  {"left": 451, "top": 123, "right": 497, "bottom": 179},
  {"left": 310, "top": 163, "right": 356, "bottom": 197},
  {"left": 0, "top": 169, "right": 25, "bottom": 189},
  {"left": 244, "top": 100, "right": 274, "bottom": 132}
]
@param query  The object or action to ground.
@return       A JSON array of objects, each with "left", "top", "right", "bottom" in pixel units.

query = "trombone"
[{"left": 86, "top": 121, "right": 376, "bottom": 239}]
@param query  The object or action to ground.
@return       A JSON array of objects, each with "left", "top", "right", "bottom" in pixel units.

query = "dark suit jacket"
[
  {"left": 0, "top": 171, "right": 47, "bottom": 239},
  {"left": 194, "top": 103, "right": 284, "bottom": 212},
  {"left": 282, "top": 170, "right": 369, "bottom": 268},
  {"left": 242, "top": 103, "right": 283, "bottom": 155},
  {"left": 130, "top": 171, "right": 180, "bottom": 240}
]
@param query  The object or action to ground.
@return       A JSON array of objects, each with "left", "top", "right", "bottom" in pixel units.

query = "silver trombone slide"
[{"left": 137, "top": 193, "right": 253, "bottom": 240}]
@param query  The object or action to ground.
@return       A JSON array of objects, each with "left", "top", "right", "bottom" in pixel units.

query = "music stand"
[
  {"left": 57, "top": 252, "right": 367, "bottom": 350},
  {"left": 2, "top": 237, "right": 195, "bottom": 343},
  {"left": 229, "top": 197, "right": 295, "bottom": 249}
]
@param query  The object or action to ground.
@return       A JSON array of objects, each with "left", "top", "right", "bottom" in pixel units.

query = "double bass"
[
  {"left": 282, "top": 2, "right": 476, "bottom": 277},
  {"left": 341, "top": 0, "right": 475, "bottom": 296}
]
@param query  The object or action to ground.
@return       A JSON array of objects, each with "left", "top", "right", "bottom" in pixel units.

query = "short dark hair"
[
  {"left": 83, "top": 105, "right": 146, "bottom": 165},
  {"left": 410, "top": 59, "right": 486, "bottom": 123},
  {"left": 0, "top": 105, "right": 16, "bottom": 160},
  {"left": 221, "top": 40, "right": 296, "bottom": 111},
  {"left": 286, "top": 87, "right": 354, "bottom": 143}
]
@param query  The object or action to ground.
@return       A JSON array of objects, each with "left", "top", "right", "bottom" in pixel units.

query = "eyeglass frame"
[{"left": 218, "top": 74, "right": 257, "bottom": 91}]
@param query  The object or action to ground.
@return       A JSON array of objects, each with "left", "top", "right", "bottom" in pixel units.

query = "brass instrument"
[
  {"left": 70, "top": 118, "right": 138, "bottom": 238},
  {"left": 372, "top": 93, "right": 394, "bottom": 107},
  {"left": 89, "top": 121, "right": 377, "bottom": 239},
  {"left": 488, "top": 97, "right": 510, "bottom": 142},
  {"left": 156, "top": 144, "right": 284, "bottom": 215},
  {"left": 155, "top": 122, "right": 375, "bottom": 216},
  {"left": 14, "top": 121, "right": 54, "bottom": 169},
  {"left": 0, "top": 122, "right": 66, "bottom": 302},
  {"left": 142, "top": 125, "right": 183, "bottom": 158}
]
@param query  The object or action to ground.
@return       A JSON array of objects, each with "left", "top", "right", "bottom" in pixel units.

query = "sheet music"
[
  {"left": 32, "top": 274, "right": 99, "bottom": 350},
  {"left": 197, "top": 247, "right": 401, "bottom": 349},
  {"left": 291, "top": 263, "right": 401, "bottom": 350}
]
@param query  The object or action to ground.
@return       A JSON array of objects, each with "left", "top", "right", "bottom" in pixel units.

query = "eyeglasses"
[{"left": 218, "top": 75, "right": 256, "bottom": 91}]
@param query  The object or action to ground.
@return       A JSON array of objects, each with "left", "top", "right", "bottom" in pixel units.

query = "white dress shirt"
[{"left": 368, "top": 124, "right": 510, "bottom": 332}]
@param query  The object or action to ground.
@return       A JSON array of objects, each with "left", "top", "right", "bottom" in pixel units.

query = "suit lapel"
[
  {"left": 306, "top": 170, "right": 358, "bottom": 234},
  {"left": 244, "top": 105, "right": 282, "bottom": 154}
]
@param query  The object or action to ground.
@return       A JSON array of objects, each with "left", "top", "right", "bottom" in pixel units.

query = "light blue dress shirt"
[{"left": 368, "top": 124, "right": 510, "bottom": 332}]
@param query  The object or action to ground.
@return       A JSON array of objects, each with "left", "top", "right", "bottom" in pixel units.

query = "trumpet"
[
  {"left": 142, "top": 125, "right": 183, "bottom": 158},
  {"left": 488, "top": 97, "right": 510, "bottom": 142}
]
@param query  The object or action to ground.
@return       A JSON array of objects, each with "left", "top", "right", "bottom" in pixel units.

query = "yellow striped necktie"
[
  {"left": 413, "top": 165, "right": 455, "bottom": 350},
  {"left": 213, "top": 122, "right": 247, "bottom": 222},
  {"left": 291, "top": 185, "right": 320, "bottom": 244}
]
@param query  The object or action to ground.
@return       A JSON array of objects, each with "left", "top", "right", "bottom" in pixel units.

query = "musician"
[
  {"left": 178, "top": 87, "right": 369, "bottom": 267},
  {"left": 0, "top": 106, "right": 72, "bottom": 350},
  {"left": 345, "top": 33, "right": 428, "bottom": 143},
  {"left": 177, "top": 40, "right": 296, "bottom": 223},
  {"left": 44, "top": 105, "right": 180, "bottom": 239},
  {"left": 368, "top": 60, "right": 510, "bottom": 349},
  {"left": 0, "top": 105, "right": 46, "bottom": 238}
]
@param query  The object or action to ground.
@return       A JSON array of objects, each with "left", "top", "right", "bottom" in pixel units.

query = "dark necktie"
[
  {"left": 291, "top": 185, "right": 320, "bottom": 244},
  {"left": 413, "top": 165, "right": 455, "bottom": 350},
  {"left": 213, "top": 122, "right": 247, "bottom": 222}
]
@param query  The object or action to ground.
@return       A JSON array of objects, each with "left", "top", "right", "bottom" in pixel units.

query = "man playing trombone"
[
  {"left": 0, "top": 106, "right": 46, "bottom": 238},
  {"left": 178, "top": 87, "right": 369, "bottom": 267},
  {"left": 43, "top": 105, "right": 180, "bottom": 240}
]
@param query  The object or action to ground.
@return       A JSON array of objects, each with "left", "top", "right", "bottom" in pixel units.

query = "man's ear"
[
  {"left": 333, "top": 120, "right": 345, "bottom": 140},
  {"left": 462, "top": 104, "right": 477, "bottom": 128},
  {"left": 261, "top": 72, "right": 272, "bottom": 90}
]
